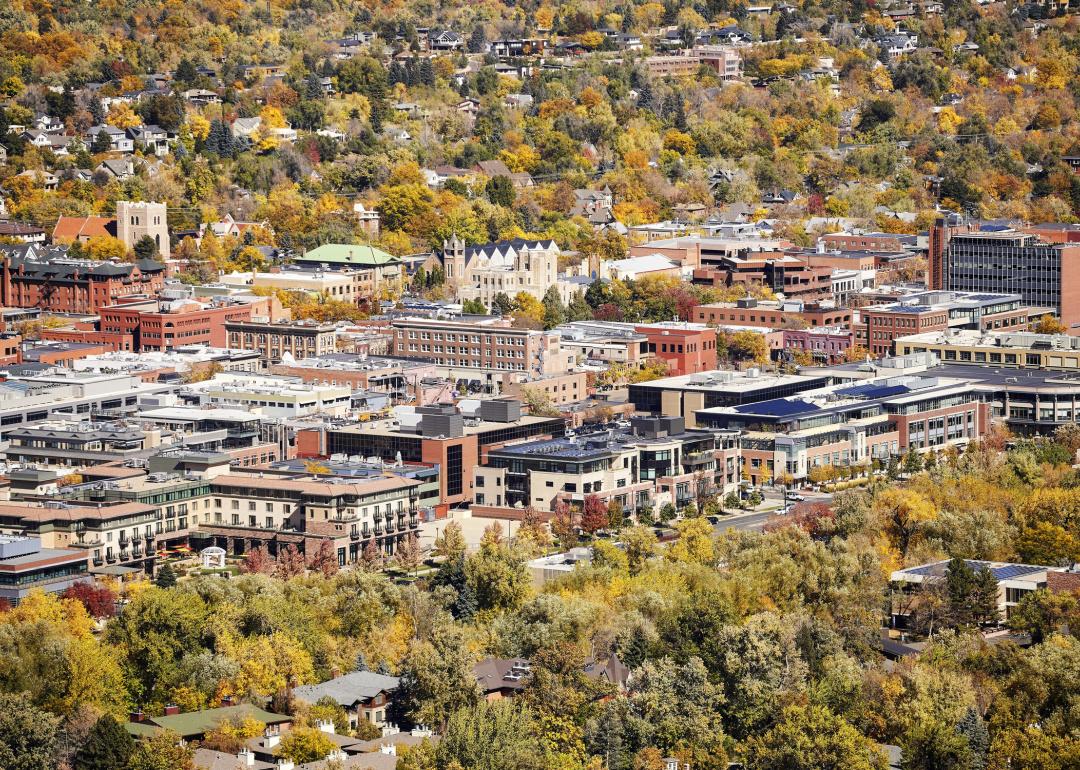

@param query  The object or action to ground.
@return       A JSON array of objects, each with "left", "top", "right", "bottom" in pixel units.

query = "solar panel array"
[
  {"left": 732, "top": 398, "right": 818, "bottom": 418},
  {"left": 903, "top": 560, "right": 1045, "bottom": 580}
]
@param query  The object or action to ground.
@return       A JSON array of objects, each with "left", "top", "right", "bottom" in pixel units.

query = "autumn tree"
[
  {"left": 275, "top": 544, "right": 307, "bottom": 579},
  {"left": 307, "top": 540, "right": 339, "bottom": 578},
  {"left": 581, "top": 494, "right": 609, "bottom": 535},
  {"left": 242, "top": 545, "right": 273, "bottom": 575},
  {"left": 432, "top": 521, "right": 466, "bottom": 562}
]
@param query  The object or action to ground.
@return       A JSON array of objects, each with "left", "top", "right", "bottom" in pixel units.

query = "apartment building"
[
  {"left": 695, "top": 375, "right": 988, "bottom": 482},
  {"left": 390, "top": 316, "right": 573, "bottom": 378},
  {"left": 202, "top": 473, "right": 421, "bottom": 563},
  {"left": 270, "top": 356, "right": 437, "bottom": 403},
  {"left": 3, "top": 420, "right": 160, "bottom": 467},
  {"left": 100, "top": 298, "right": 258, "bottom": 352},
  {"left": 299, "top": 401, "right": 565, "bottom": 508},
  {"left": 694, "top": 298, "right": 852, "bottom": 329},
  {"left": 0, "top": 501, "right": 160, "bottom": 574},
  {"left": 895, "top": 329, "right": 1080, "bottom": 370},
  {"left": 476, "top": 416, "right": 741, "bottom": 513},
  {"left": 0, "top": 535, "right": 89, "bottom": 606},
  {"left": 225, "top": 319, "right": 339, "bottom": 363},
  {"left": 858, "top": 291, "right": 1036, "bottom": 358},
  {"left": 629, "top": 368, "right": 831, "bottom": 427},
  {"left": 177, "top": 374, "right": 353, "bottom": 418},
  {"left": 941, "top": 230, "right": 1080, "bottom": 328},
  {"left": 558, "top": 321, "right": 717, "bottom": 376}
]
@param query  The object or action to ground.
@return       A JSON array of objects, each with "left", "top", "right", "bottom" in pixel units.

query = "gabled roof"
[
  {"left": 126, "top": 704, "right": 291, "bottom": 739},
  {"left": 52, "top": 216, "right": 117, "bottom": 242},
  {"left": 292, "top": 671, "right": 401, "bottom": 707},
  {"left": 297, "top": 243, "right": 400, "bottom": 267}
]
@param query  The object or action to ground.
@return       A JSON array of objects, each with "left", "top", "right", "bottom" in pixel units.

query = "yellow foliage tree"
[
  {"left": 106, "top": 102, "right": 142, "bottom": 129},
  {"left": 84, "top": 235, "right": 130, "bottom": 261},
  {"left": 665, "top": 517, "right": 715, "bottom": 565}
]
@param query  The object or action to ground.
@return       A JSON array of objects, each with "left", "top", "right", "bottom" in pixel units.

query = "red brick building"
[
  {"left": 695, "top": 299, "right": 852, "bottom": 329},
  {"left": 100, "top": 299, "right": 255, "bottom": 352},
  {"left": 634, "top": 323, "right": 718, "bottom": 375},
  {"left": 0, "top": 250, "right": 166, "bottom": 314}
]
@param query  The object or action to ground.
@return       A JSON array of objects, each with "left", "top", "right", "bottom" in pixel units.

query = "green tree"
[
  {"left": 154, "top": 563, "right": 177, "bottom": 588},
  {"left": 745, "top": 704, "right": 888, "bottom": 770},
  {"left": 126, "top": 731, "right": 194, "bottom": 770},
  {"left": 485, "top": 175, "right": 515, "bottom": 206},
  {"left": 566, "top": 291, "right": 593, "bottom": 322},
  {"left": 396, "top": 623, "right": 480, "bottom": 729},
  {"left": 541, "top": 285, "right": 566, "bottom": 330},
  {"left": 0, "top": 692, "right": 59, "bottom": 770},
  {"left": 492, "top": 292, "right": 514, "bottom": 316},
  {"left": 1008, "top": 589, "right": 1080, "bottom": 644},
  {"left": 461, "top": 298, "right": 487, "bottom": 314},
  {"left": 133, "top": 235, "right": 158, "bottom": 260},
  {"left": 436, "top": 700, "right": 543, "bottom": 770},
  {"left": 74, "top": 715, "right": 135, "bottom": 770}
]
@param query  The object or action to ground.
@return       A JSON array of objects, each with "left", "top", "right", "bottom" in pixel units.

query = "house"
[
  {"left": 193, "top": 748, "right": 274, "bottom": 770},
  {"left": 473, "top": 159, "right": 532, "bottom": 188},
  {"left": 383, "top": 125, "right": 411, "bottom": 143},
  {"left": 877, "top": 34, "right": 917, "bottom": 59},
  {"left": 705, "top": 25, "right": 753, "bottom": 46},
  {"left": 0, "top": 222, "right": 46, "bottom": 244},
  {"left": 429, "top": 29, "right": 464, "bottom": 51},
  {"left": 20, "top": 130, "right": 54, "bottom": 150},
  {"left": 95, "top": 158, "right": 135, "bottom": 181},
  {"left": 199, "top": 214, "right": 269, "bottom": 241},
  {"left": 33, "top": 113, "right": 64, "bottom": 133},
  {"left": 503, "top": 93, "right": 534, "bottom": 109},
  {"left": 231, "top": 117, "right": 262, "bottom": 139},
  {"left": 0, "top": 146, "right": 7, "bottom": 165},
  {"left": 456, "top": 98, "right": 480, "bottom": 115},
  {"left": 128, "top": 124, "right": 171, "bottom": 155},
  {"left": 292, "top": 671, "right": 401, "bottom": 729},
  {"left": 125, "top": 704, "right": 292, "bottom": 742},
  {"left": 52, "top": 215, "right": 117, "bottom": 244},
  {"left": 428, "top": 165, "right": 475, "bottom": 188},
  {"left": 15, "top": 169, "right": 59, "bottom": 191},
  {"left": 182, "top": 88, "right": 221, "bottom": 105},
  {"left": 86, "top": 125, "right": 134, "bottom": 153},
  {"left": 474, "top": 658, "right": 531, "bottom": 700}
]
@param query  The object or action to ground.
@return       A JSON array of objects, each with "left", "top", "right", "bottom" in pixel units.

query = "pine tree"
[
  {"left": 419, "top": 58, "right": 435, "bottom": 87},
  {"left": 154, "top": 562, "right": 177, "bottom": 588},
  {"left": 305, "top": 73, "right": 323, "bottom": 100},
  {"left": 566, "top": 291, "right": 593, "bottom": 322},
  {"left": 542, "top": 285, "right": 566, "bottom": 330},
  {"left": 956, "top": 707, "right": 989, "bottom": 770},
  {"left": 492, "top": 292, "right": 513, "bottom": 316},
  {"left": 468, "top": 25, "right": 487, "bottom": 54},
  {"left": 90, "top": 96, "right": 105, "bottom": 125},
  {"left": 74, "top": 715, "right": 136, "bottom": 770},
  {"left": 621, "top": 626, "right": 649, "bottom": 669},
  {"left": 90, "top": 129, "right": 111, "bottom": 154}
]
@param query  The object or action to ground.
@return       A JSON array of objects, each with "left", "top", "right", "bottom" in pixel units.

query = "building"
[
  {"left": 249, "top": 268, "right": 366, "bottom": 306},
  {"left": 694, "top": 298, "right": 852, "bottom": 329},
  {"left": 116, "top": 201, "right": 170, "bottom": 258},
  {"left": 890, "top": 560, "right": 1064, "bottom": 623},
  {"left": 695, "top": 374, "right": 989, "bottom": 483},
  {"left": 389, "top": 316, "right": 574, "bottom": 379},
  {"left": 293, "top": 244, "right": 403, "bottom": 295},
  {"left": 0, "top": 501, "right": 160, "bottom": 576},
  {"left": 199, "top": 472, "right": 421, "bottom": 562},
  {"left": 774, "top": 326, "right": 854, "bottom": 364},
  {"left": 894, "top": 329, "right": 1080, "bottom": 370},
  {"left": 0, "top": 244, "right": 166, "bottom": 314},
  {"left": 434, "top": 237, "right": 560, "bottom": 304},
  {"left": 3, "top": 420, "right": 161, "bottom": 467},
  {"left": 0, "top": 222, "right": 46, "bottom": 243},
  {"left": 858, "top": 291, "right": 1037, "bottom": 358},
  {"left": 476, "top": 416, "right": 741, "bottom": 514},
  {"left": 300, "top": 401, "right": 565, "bottom": 508},
  {"left": 629, "top": 368, "right": 831, "bottom": 427},
  {"left": 0, "top": 535, "right": 89, "bottom": 606},
  {"left": 225, "top": 319, "right": 339, "bottom": 363},
  {"left": 100, "top": 298, "right": 255, "bottom": 352},
  {"left": 177, "top": 373, "right": 353, "bottom": 418},
  {"left": 292, "top": 671, "right": 400, "bottom": 729},
  {"left": 126, "top": 705, "right": 292, "bottom": 742},
  {"left": 51, "top": 216, "right": 117, "bottom": 245},
  {"left": 938, "top": 228, "right": 1080, "bottom": 328},
  {"left": 643, "top": 46, "right": 741, "bottom": 78},
  {"left": 270, "top": 355, "right": 437, "bottom": 403}
]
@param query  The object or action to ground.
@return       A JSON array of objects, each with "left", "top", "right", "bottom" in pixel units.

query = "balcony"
[
  {"left": 132, "top": 546, "right": 142, "bottom": 558},
  {"left": 131, "top": 533, "right": 143, "bottom": 543},
  {"left": 350, "top": 531, "right": 361, "bottom": 540},
  {"left": 373, "top": 525, "right": 383, "bottom": 536},
  {"left": 119, "top": 550, "right": 130, "bottom": 561},
  {"left": 106, "top": 553, "right": 117, "bottom": 564},
  {"left": 92, "top": 557, "right": 103, "bottom": 567},
  {"left": 118, "top": 536, "right": 130, "bottom": 547}
]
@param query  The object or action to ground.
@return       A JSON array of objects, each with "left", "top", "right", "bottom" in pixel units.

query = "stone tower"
[
  {"left": 116, "top": 200, "right": 170, "bottom": 258},
  {"left": 442, "top": 234, "right": 466, "bottom": 282}
]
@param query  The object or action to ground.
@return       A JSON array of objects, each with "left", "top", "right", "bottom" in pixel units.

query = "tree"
[
  {"left": 665, "top": 518, "right": 714, "bottom": 565},
  {"left": 154, "top": 562, "right": 177, "bottom": 588},
  {"left": 957, "top": 707, "right": 989, "bottom": 770},
  {"left": 745, "top": 704, "right": 888, "bottom": 770},
  {"left": 873, "top": 487, "right": 936, "bottom": 558},
  {"left": 73, "top": 715, "right": 135, "bottom": 770},
  {"left": 307, "top": 540, "right": 339, "bottom": 578},
  {"left": 0, "top": 691, "right": 60, "bottom": 770},
  {"left": 581, "top": 494, "right": 609, "bottom": 535},
  {"left": 1008, "top": 589, "right": 1080, "bottom": 644},
  {"left": 566, "top": 291, "right": 592, "bottom": 321},
  {"left": 492, "top": 292, "right": 514, "bottom": 316},
  {"left": 432, "top": 521, "right": 467, "bottom": 562},
  {"left": 242, "top": 545, "right": 273, "bottom": 575},
  {"left": 397, "top": 623, "right": 480, "bottom": 729},
  {"left": 621, "top": 525, "right": 657, "bottom": 575},
  {"left": 360, "top": 538, "right": 385, "bottom": 572},
  {"left": 551, "top": 500, "right": 576, "bottom": 550},
  {"left": 436, "top": 700, "right": 542, "bottom": 770},
  {"left": 485, "top": 175, "right": 515, "bottom": 207},
  {"left": 61, "top": 582, "right": 116, "bottom": 618},
  {"left": 275, "top": 544, "right": 306, "bottom": 579},
  {"left": 541, "top": 285, "right": 566, "bottom": 330},
  {"left": 1032, "top": 314, "right": 1067, "bottom": 335},
  {"left": 126, "top": 731, "right": 194, "bottom": 770},
  {"left": 280, "top": 727, "right": 335, "bottom": 763},
  {"left": 396, "top": 533, "right": 422, "bottom": 573}
]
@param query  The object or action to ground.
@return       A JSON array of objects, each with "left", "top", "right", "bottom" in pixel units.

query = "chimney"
[
  {"left": 264, "top": 733, "right": 281, "bottom": 748},
  {"left": 315, "top": 719, "right": 335, "bottom": 734},
  {"left": 238, "top": 748, "right": 255, "bottom": 767},
  {"left": 129, "top": 709, "right": 144, "bottom": 723},
  {"left": 277, "top": 761, "right": 294, "bottom": 770},
  {"left": 164, "top": 704, "right": 180, "bottom": 716}
]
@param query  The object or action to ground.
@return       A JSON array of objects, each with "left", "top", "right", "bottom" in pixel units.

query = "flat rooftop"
[{"left": 631, "top": 369, "right": 827, "bottom": 392}]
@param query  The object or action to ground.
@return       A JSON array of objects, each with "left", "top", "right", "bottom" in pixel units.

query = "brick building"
[
  {"left": 225, "top": 319, "right": 339, "bottom": 363},
  {"left": 0, "top": 246, "right": 166, "bottom": 314},
  {"left": 100, "top": 298, "right": 255, "bottom": 352},
  {"left": 695, "top": 298, "right": 852, "bottom": 329}
]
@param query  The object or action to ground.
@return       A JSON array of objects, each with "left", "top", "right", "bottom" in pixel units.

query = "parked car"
[{"left": 785, "top": 492, "right": 805, "bottom": 502}]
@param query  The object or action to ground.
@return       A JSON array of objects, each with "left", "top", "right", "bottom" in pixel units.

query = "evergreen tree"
[
  {"left": 133, "top": 235, "right": 158, "bottom": 260},
  {"left": 492, "top": 292, "right": 513, "bottom": 316},
  {"left": 90, "top": 96, "right": 105, "bottom": 125},
  {"left": 74, "top": 715, "right": 136, "bottom": 770},
  {"left": 305, "top": 73, "right": 323, "bottom": 101},
  {"left": 419, "top": 58, "right": 435, "bottom": 87},
  {"left": 468, "top": 25, "right": 487, "bottom": 54},
  {"left": 90, "top": 129, "right": 111, "bottom": 154},
  {"left": 485, "top": 175, "right": 515, "bottom": 206},
  {"left": 621, "top": 626, "right": 650, "bottom": 669},
  {"left": 542, "top": 285, "right": 566, "bottom": 330},
  {"left": 155, "top": 562, "right": 178, "bottom": 588},
  {"left": 566, "top": 290, "right": 593, "bottom": 321},
  {"left": 956, "top": 707, "right": 989, "bottom": 770},
  {"left": 370, "top": 105, "right": 383, "bottom": 134}
]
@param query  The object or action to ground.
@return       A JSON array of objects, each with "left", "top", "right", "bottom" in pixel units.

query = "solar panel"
[
  {"left": 732, "top": 398, "right": 817, "bottom": 417},
  {"left": 990, "top": 564, "right": 1043, "bottom": 580}
]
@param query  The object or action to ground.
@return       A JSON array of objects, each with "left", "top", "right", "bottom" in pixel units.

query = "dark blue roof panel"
[{"left": 732, "top": 398, "right": 818, "bottom": 418}]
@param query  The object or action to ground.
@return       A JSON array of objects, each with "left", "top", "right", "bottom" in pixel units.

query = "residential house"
[
  {"left": 128, "top": 124, "right": 171, "bottom": 155},
  {"left": 292, "top": 671, "right": 401, "bottom": 729},
  {"left": 428, "top": 29, "right": 464, "bottom": 51},
  {"left": 87, "top": 125, "right": 134, "bottom": 153},
  {"left": 95, "top": 158, "right": 135, "bottom": 181}
]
